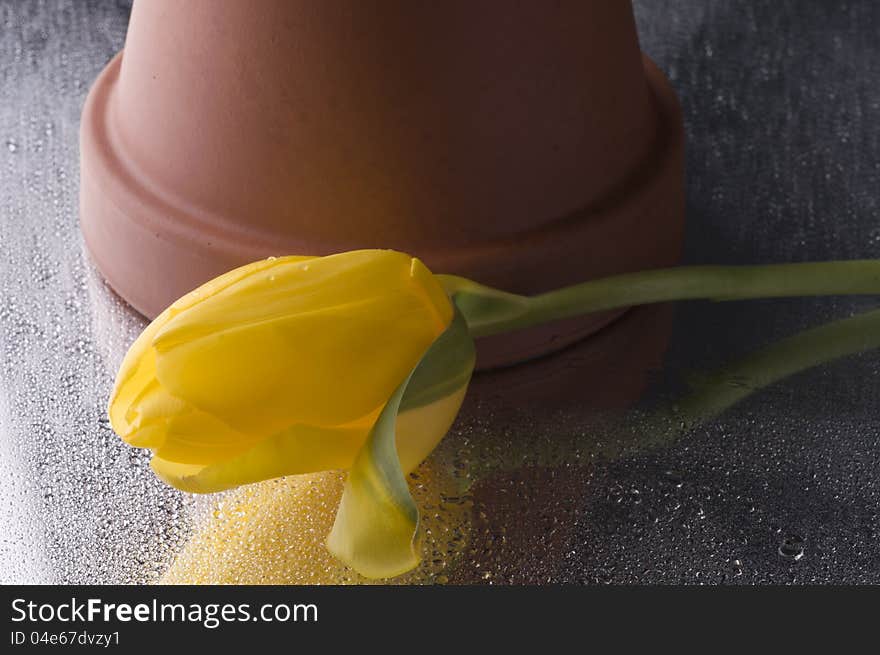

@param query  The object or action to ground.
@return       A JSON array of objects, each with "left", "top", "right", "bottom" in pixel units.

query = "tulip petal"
[
  {"left": 109, "top": 255, "right": 310, "bottom": 438},
  {"left": 152, "top": 409, "right": 265, "bottom": 466},
  {"left": 119, "top": 377, "right": 265, "bottom": 464},
  {"left": 151, "top": 251, "right": 454, "bottom": 437},
  {"left": 327, "top": 310, "right": 474, "bottom": 579},
  {"left": 140, "top": 295, "right": 470, "bottom": 496},
  {"left": 150, "top": 421, "right": 368, "bottom": 494}
]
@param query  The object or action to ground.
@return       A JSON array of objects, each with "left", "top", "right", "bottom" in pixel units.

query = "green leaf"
[
  {"left": 326, "top": 309, "right": 475, "bottom": 579},
  {"left": 400, "top": 310, "right": 476, "bottom": 412}
]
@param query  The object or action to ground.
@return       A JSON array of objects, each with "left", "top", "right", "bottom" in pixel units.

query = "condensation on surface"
[{"left": 1, "top": 0, "right": 880, "bottom": 584}]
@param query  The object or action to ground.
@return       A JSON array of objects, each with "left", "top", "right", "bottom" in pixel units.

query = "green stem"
[{"left": 440, "top": 260, "right": 880, "bottom": 338}]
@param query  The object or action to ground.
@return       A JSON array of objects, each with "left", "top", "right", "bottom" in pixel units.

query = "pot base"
[{"left": 80, "top": 53, "right": 684, "bottom": 369}]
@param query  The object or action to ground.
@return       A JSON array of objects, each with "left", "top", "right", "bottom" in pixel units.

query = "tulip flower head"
[{"left": 109, "top": 250, "right": 475, "bottom": 578}]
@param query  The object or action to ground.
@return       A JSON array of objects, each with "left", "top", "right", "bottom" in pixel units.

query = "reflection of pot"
[
  {"left": 450, "top": 465, "right": 590, "bottom": 584},
  {"left": 447, "top": 304, "right": 676, "bottom": 581},
  {"left": 472, "top": 303, "right": 675, "bottom": 410},
  {"left": 80, "top": 0, "right": 684, "bottom": 366}
]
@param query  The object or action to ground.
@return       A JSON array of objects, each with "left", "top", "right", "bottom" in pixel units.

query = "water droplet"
[
  {"left": 6, "top": 139, "right": 18, "bottom": 153},
  {"left": 664, "top": 469, "right": 684, "bottom": 488},
  {"left": 732, "top": 559, "right": 744, "bottom": 576},
  {"left": 778, "top": 534, "right": 805, "bottom": 561}
]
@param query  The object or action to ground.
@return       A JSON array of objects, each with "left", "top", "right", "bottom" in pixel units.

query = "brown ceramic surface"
[{"left": 80, "top": 0, "right": 685, "bottom": 367}]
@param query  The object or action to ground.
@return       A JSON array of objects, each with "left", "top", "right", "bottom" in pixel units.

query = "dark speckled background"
[{"left": 0, "top": 0, "right": 878, "bottom": 583}]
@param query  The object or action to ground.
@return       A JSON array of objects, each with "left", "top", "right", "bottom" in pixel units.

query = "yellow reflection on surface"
[{"left": 161, "top": 458, "right": 472, "bottom": 585}]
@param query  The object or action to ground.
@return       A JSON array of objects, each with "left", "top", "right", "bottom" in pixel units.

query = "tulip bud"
[{"left": 109, "top": 249, "right": 475, "bottom": 577}]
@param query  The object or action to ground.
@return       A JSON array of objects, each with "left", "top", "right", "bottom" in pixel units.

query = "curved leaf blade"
[{"left": 326, "top": 310, "right": 474, "bottom": 579}]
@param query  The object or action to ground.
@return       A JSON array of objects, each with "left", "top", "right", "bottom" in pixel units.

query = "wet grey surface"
[{"left": 1, "top": 0, "right": 879, "bottom": 583}]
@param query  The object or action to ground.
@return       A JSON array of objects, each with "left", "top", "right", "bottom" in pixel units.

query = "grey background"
[{"left": 0, "top": 0, "right": 878, "bottom": 583}]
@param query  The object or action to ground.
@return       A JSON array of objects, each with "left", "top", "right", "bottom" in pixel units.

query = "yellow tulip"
[{"left": 109, "top": 249, "right": 475, "bottom": 578}]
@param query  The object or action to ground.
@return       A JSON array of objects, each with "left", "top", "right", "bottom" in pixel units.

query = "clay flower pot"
[{"left": 80, "top": 0, "right": 684, "bottom": 368}]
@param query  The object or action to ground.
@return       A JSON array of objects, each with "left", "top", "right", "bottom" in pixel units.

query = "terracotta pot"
[{"left": 80, "top": 0, "right": 684, "bottom": 368}]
